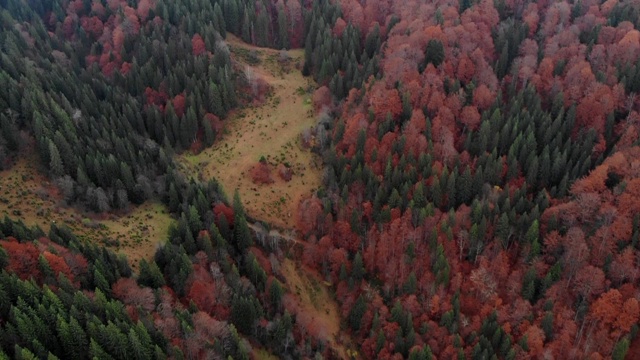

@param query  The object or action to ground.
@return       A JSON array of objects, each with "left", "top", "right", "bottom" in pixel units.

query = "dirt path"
[
  {"left": 181, "top": 35, "right": 322, "bottom": 230},
  {"left": 0, "top": 152, "right": 173, "bottom": 269}
]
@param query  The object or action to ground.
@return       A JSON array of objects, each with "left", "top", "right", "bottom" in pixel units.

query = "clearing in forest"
[
  {"left": 280, "top": 258, "right": 355, "bottom": 359},
  {"left": 181, "top": 35, "right": 323, "bottom": 229},
  {"left": 0, "top": 151, "right": 173, "bottom": 269}
]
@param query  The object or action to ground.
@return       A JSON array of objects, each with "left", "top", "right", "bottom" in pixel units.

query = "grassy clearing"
[
  {"left": 252, "top": 348, "right": 279, "bottom": 360},
  {"left": 181, "top": 35, "right": 322, "bottom": 229},
  {"left": 280, "top": 258, "right": 353, "bottom": 358},
  {"left": 0, "top": 152, "right": 173, "bottom": 269}
]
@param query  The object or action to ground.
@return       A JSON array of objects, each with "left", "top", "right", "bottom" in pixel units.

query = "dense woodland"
[{"left": 1, "top": 0, "right": 640, "bottom": 358}]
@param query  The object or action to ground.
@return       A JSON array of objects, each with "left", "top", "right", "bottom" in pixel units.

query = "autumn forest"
[{"left": 1, "top": 0, "right": 640, "bottom": 358}]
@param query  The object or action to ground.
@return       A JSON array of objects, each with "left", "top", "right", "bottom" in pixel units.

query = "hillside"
[
  {"left": 1, "top": 0, "right": 640, "bottom": 359},
  {"left": 0, "top": 150, "right": 173, "bottom": 269},
  {"left": 182, "top": 35, "right": 323, "bottom": 229}
]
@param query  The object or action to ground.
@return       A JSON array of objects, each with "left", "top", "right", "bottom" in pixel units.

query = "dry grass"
[
  {"left": 280, "top": 258, "right": 353, "bottom": 358},
  {"left": 0, "top": 152, "right": 173, "bottom": 269},
  {"left": 181, "top": 35, "right": 322, "bottom": 229},
  {"left": 252, "top": 348, "right": 279, "bottom": 360}
]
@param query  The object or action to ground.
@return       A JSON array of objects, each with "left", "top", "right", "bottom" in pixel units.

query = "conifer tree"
[{"left": 233, "top": 190, "right": 253, "bottom": 252}]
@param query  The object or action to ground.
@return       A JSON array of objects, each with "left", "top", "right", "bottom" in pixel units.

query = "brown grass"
[
  {"left": 0, "top": 152, "right": 173, "bottom": 269},
  {"left": 180, "top": 35, "right": 322, "bottom": 229},
  {"left": 280, "top": 258, "right": 353, "bottom": 358}
]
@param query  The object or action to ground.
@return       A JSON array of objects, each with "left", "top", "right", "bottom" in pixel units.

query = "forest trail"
[
  {"left": 0, "top": 151, "right": 173, "bottom": 269},
  {"left": 182, "top": 34, "right": 323, "bottom": 230}
]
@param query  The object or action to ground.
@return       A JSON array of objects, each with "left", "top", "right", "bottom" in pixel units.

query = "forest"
[{"left": 1, "top": 0, "right": 640, "bottom": 358}]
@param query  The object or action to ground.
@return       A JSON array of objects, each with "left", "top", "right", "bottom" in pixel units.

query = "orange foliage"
[
  {"left": 368, "top": 84, "right": 402, "bottom": 122},
  {"left": 570, "top": 164, "right": 609, "bottom": 195}
]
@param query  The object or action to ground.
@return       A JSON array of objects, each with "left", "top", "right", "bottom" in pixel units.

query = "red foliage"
[
  {"left": 40, "top": 0, "right": 640, "bottom": 357},
  {"left": 619, "top": 178, "right": 640, "bottom": 215},
  {"left": 331, "top": 220, "right": 359, "bottom": 253},
  {"left": 473, "top": 83, "right": 494, "bottom": 111},
  {"left": 137, "top": 0, "right": 153, "bottom": 20},
  {"left": 43, "top": 251, "right": 74, "bottom": 282},
  {"left": 62, "top": 15, "right": 77, "bottom": 38},
  {"left": 80, "top": 16, "right": 104, "bottom": 39},
  {"left": 312, "top": 86, "right": 333, "bottom": 113},
  {"left": 204, "top": 113, "right": 223, "bottom": 133},
  {"left": 172, "top": 94, "right": 186, "bottom": 118},
  {"left": 333, "top": 18, "right": 347, "bottom": 37},
  {"left": 0, "top": 238, "right": 41, "bottom": 280},
  {"left": 192, "top": 34, "right": 206, "bottom": 56},
  {"left": 101, "top": 61, "right": 118, "bottom": 77},
  {"left": 68, "top": 0, "right": 84, "bottom": 14},
  {"left": 62, "top": 252, "right": 88, "bottom": 280},
  {"left": 249, "top": 248, "right": 272, "bottom": 274},
  {"left": 283, "top": 0, "right": 304, "bottom": 47},
  {"left": 122, "top": 6, "right": 141, "bottom": 34},
  {"left": 144, "top": 87, "right": 169, "bottom": 109},
  {"left": 572, "top": 265, "right": 605, "bottom": 300},
  {"left": 91, "top": 2, "right": 106, "bottom": 17},
  {"left": 523, "top": 324, "right": 545, "bottom": 357},
  {"left": 250, "top": 162, "right": 274, "bottom": 185},
  {"left": 368, "top": 84, "right": 402, "bottom": 122},
  {"left": 213, "top": 203, "right": 234, "bottom": 227},
  {"left": 456, "top": 55, "right": 475, "bottom": 83},
  {"left": 588, "top": 288, "right": 640, "bottom": 343},
  {"left": 297, "top": 196, "right": 323, "bottom": 236},
  {"left": 112, "top": 25, "right": 125, "bottom": 50},
  {"left": 120, "top": 62, "right": 132, "bottom": 75},
  {"left": 609, "top": 247, "right": 637, "bottom": 285},
  {"left": 112, "top": 278, "right": 155, "bottom": 312},
  {"left": 459, "top": 105, "right": 481, "bottom": 131},
  {"left": 187, "top": 280, "right": 216, "bottom": 313},
  {"left": 107, "top": 0, "right": 123, "bottom": 11}
]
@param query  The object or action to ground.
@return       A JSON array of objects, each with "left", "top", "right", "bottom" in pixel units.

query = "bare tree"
[{"left": 55, "top": 175, "right": 75, "bottom": 204}]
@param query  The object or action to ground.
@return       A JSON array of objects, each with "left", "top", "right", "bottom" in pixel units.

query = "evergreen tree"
[
  {"left": 233, "top": 190, "right": 253, "bottom": 252},
  {"left": 269, "top": 279, "right": 284, "bottom": 311},
  {"left": 348, "top": 295, "right": 366, "bottom": 332},
  {"left": 612, "top": 338, "right": 630, "bottom": 360},
  {"left": 277, "top": 7, "right": 289, "bottom": 49},
  {"left": 137, "top": 259, "right": 165, "bottom": 288},
  {"left": 420, "top": 40, "right": 445, "bottom": 72},
  {"left": 352, "top": 252, "right": 365, "bottom": 281},
  {"left": 48, "top": 140, "right": 64, "bottom": 178}
]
